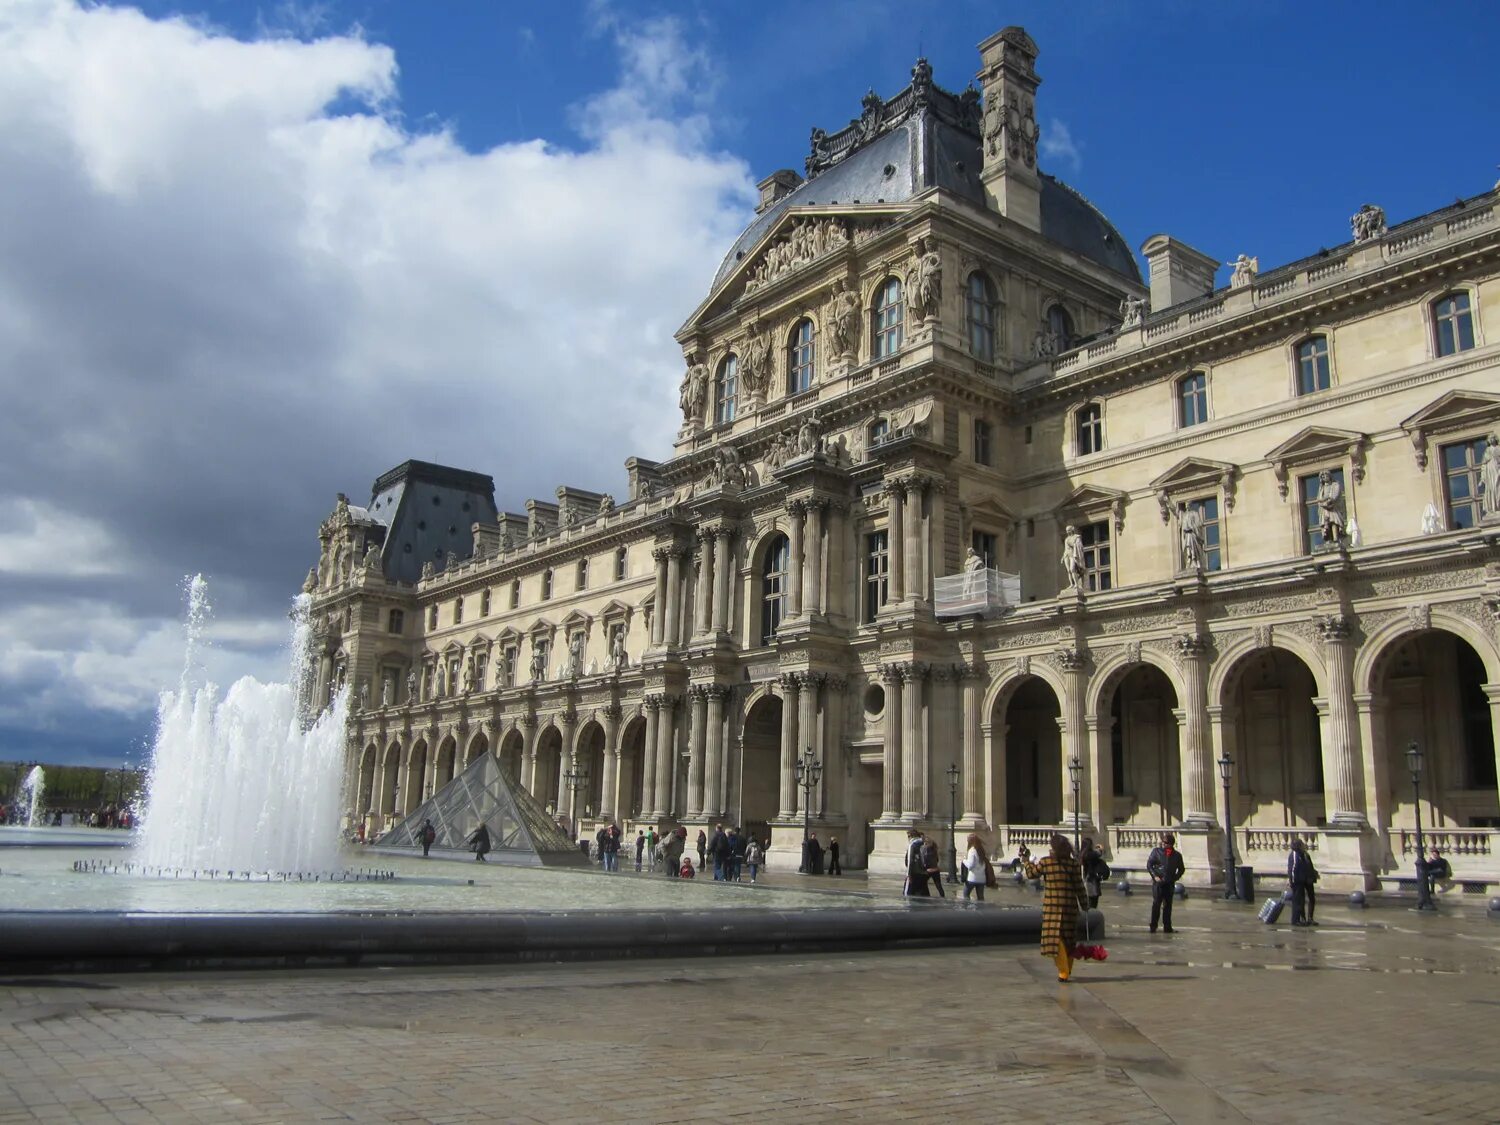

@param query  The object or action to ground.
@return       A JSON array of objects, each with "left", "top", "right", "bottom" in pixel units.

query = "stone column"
[
  {"left": 641, "top": 697, "right": 660, "bottom": 819},
  {"left": 1059, "top": 652, "right": 1092, "bottom": 831},
  {"left": 901, "top": 663, "right": 927, "bottom": 819},
  {"left": 1087, "top": 714, "right": 1113, "bottom": 845},
  {"left": 778, "top": 674, "right": 801, "bottom": 818},
  {"left": 693, "top": 532, "right": 713, "bottom": 637},
  {"left": 903, "top": 481, "right": 925, "bottom": 604},
  {"left": 825, "top": 503, "right": 846, "bottom": 620},
  {"left": 805, "top": 500, "right": 825, "bottom": 617},
  {"left": 1317, "top": 614, "right": 1367, "bottom": 825},
  {"left": 821, "top": 677, "right": 844, "bottom": 816},
  {"left": 786, "top": 499, "right": 805, "bottom": 618},
  {"left": 703, "top": 685, "right": 727, "bottom": 820},
  {"left": 1176, "top": 634, "right": 1217, "bottom": 826},
  {"left": 881, "top": 665, "right": 903, "bottom": 818},
  {"left": 653, "top": 695, "right": 677, "bottom": 817},
  {"left": 687, "top": 686, "right": 707, "bottom": 817},
  {"left": 600, "top": 703, "right": 622, "bottom": 822},
  {"left": 961, "top": 668, "right": 984, "bottom": 823},
  {"left": 712, "top": 528, "right": 733, "bottom": 634},
  {"left": 887, "top": 480, "right": 905, "bottom": 603},
  {"left": 797, "top": 673, "right": 822, "bottom": 813},
  {"left": 664, "top": 549, "right": 684, "bottom": 649},
  {"left": 520, "top": 715, "right": 538, "bottom": 796},
  {"left": 650, "top": 548, "right": 669, "bottom": 645}
]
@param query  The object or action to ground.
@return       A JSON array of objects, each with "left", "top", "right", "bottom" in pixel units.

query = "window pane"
[
  {"left": 1300, "top": 469, "right": 1344, "bottom": 552},
  {"left": 1442, "top": 437, "right": 1486, "bottom": 530},
  {"left": 1078, "top": 521, "right": 1112, "bottom": 591},
  {"left": 864, "top": 531, "right": 889, "bottom": 622},
  {"left": 762, "top": 535, "right": 789, "bottom": 642},
  {"left": 1188, "top": 496, "right": 1221, "bottom": 571}
]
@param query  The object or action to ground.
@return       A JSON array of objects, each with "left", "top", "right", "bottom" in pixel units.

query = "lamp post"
[
  {"left": 946, "top": 763, "right": 960, "bottom": 882},
  {"left": 1067, "top": 755, "right": 1082, "bottom": 853},
  {"left": 564, "top": 766, "right": 590, "bottom": 832},
  {"left": 1218, "top": 752, "right": 1238, "bottom": 900},
  {"left": 1406, "top": 741, "right": 1435, "bottom": 911},
  {"left": 793, "top": 748, "right": 822, "bottom": 874}
]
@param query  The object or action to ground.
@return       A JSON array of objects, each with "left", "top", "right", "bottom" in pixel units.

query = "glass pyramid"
[{"left": 375, "top": 752, "right": 589, "bottom": 867}]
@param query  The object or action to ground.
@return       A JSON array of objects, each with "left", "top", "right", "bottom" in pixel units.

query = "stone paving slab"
[{"left": 1, "top": 897, "right": 1497, "bottom": 1123}]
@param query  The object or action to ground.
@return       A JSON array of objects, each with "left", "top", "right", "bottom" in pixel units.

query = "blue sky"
[{"left": 1, "top": 0, "right": 1497, "bottom": 772}]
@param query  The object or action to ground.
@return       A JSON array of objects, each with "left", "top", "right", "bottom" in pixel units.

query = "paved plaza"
[{"left": 1, "top": 880, "right": 1498, "bottom": 1124}]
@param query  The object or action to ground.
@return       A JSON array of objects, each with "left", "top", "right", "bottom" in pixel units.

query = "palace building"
[{"left": 306, "top": 26, "right": 1500, "bottom": 889}]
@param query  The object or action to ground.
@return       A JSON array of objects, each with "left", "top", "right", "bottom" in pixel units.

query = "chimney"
[
  {"left": 1140, "top": 234, "right": 1218, "bottom": 313},
  {"left": 756, "top": 170, "right": 802, "bottom": 214},
  {"left": 976, "top": 26, "right": 1042, "bottom": 232}
]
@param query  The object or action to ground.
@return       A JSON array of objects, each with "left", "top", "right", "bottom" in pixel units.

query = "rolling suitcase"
[{"left": 1258, "top": 896, "right": 1285, "bottom": 924}]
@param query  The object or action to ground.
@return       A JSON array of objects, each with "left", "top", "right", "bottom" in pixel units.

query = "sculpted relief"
[{"left": 744, "top": 219, "right": 850, "bottom": 294}]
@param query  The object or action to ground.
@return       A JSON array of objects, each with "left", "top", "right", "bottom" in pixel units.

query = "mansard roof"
[{"left": 709, "top": 59, "right": 1139, "bottom": 293}]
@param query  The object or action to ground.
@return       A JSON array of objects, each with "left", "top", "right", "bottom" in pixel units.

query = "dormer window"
[{"left": 788, "top": 319, "right": 815, "bottom": 395}]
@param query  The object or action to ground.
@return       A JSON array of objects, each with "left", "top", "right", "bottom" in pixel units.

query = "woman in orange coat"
[{"left": 1019, "top": 834, "right": 1088, "bottom": 982}]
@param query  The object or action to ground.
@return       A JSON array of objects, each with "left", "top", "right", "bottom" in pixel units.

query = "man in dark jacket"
[
  {"left": 1287, "top": 838, "right": 1317, "bottom": 926},
  {"left": 708, "top": 824, "right": 729, "bottom": 880},
  {"left": 903, "top": 829, "right": 929, "bottom": 896},
  {"left": 729, "top": 827, "right": 746, "bottom": 881},
  {"left": 1146, "top": 832, "right": 1185, "bottom": 933}
]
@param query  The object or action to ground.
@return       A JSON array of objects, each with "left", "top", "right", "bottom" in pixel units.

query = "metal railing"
[{"left": 934, "top": 568, "right": 1021, "bottom": 618}]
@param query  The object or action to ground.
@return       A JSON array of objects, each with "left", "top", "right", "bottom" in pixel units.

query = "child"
[{"left": 679, "top": 856, "right": 696, "bottom": 879}]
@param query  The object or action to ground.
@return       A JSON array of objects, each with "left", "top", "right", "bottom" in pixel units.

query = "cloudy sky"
[{"left": 2, "top": 0, "right": 1496, "bottom": 769}]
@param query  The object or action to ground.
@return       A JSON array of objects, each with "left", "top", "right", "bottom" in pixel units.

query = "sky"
[{"left": 1, "top": 0, "right": 1497, "bottom": 770}]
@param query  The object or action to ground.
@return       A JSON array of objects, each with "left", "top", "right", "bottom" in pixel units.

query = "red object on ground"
[{"left": 1071, "top": 944, "right": 1109, "bottom": 961}]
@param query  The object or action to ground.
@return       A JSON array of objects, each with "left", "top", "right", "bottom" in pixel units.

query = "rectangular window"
[
  {"left": 428, "top": 605, "right": 438, "bottom": 629},
  {"left": 971, "top": 530, "right": 998, "bottom": 567},
  {"left": 474, "top": 653, "right": 488, "bottom": 691},
  {"left": 973, "top": 418, "right": 993, "bottom": 466},
  {"left": 1178, "top": 373, "right": 1207, "bottom": 427},
  {"left": 387, "top": 609, "right": 404, "bottom": 635},
  {"left": 1186, "top": 496, "right": 1222, "bottom": 571},
  {"left": 503, "top": 646, "right": 518, "bottom": 688},
  {"left": 1076, "top": 405, "right": 1102, "bottom": 456},
  {"left": 578, "top": 558, "right": 589, "bottom": 591},
  {"left": 453, "top": 597, "right": 463, "bottom": 625},
  {"left": 1299, "top": 468, "right": 1345, "bottom": 553},
  {"left": 864, "top": 530, "right": 889, "bottom": 622},
  {"left": 480, "top": 589, "right": 491, "bottom": 617},
  {"left": 1079, "top": 521, "right": 1112, "bottom": 592},
  {"left": 1296, "top": 337, "right": 1331, "bottom": 395},
  {"left": 1442, "top": 437, "right": 1488, "bottom": 530},
  {"left": 615, "top": 547, "right": 628, "bottom": 581},
  {"left": 1434, "top": 293, "right": 1476, "bottom": 356}
]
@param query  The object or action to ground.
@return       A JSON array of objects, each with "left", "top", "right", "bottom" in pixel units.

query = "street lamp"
[
  {"left": 1218, "top": 752, "right": 1238, "bottom": 901},
  {"left": 1406, "top": 741, "right": 1435, "bottom": 911},
  {"left": 946, "top": 763, "right": 960, "bottom": 882},
  {"left": 793, "top": 748, "right": 822, "bottom": 874},
  {"left": 565, "top": 766, "right": 590, "bottom": 831},
  {"left": 1067, "top": 755, "right": 1082, "bottom": 853}
]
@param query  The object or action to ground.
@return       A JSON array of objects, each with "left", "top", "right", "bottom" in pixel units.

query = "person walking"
[
  {"left": 1288, "top": 838, "right": 1316, "bottom": 927},
  {"left": 419, "top": 819, "right": 437, "bottom": 858},
  {"left": 903, "top": 829, "right": 929, "bottom": 897},
  {"left": 728, "top": 826, "right": 745, "bottom": 881},
  {"left": 1146, "top": 832, "right": 1185, "bottom": 933},
  {"left": 921, "top": 834, "right": 946, "bottom": 897},
  {"left": 645, "top": 827, "right": 659, "bottom": 872},
  {"left": 467, "top": 822, "right": 491, "bottom": 863},
  {"left": 696, "top": 828, "right": 707, "bottom": 873},
  {"left": 1080, "top": 837, "right": 1110, "bottom": 909},
  {"left": 708, "top": 823, "right": 729, "bottom": 880},
  {"left": 962, "top": 833, "right": 989, "bottom": 902},
  {"left": 602, "top": 824, "right": 620, "bottom": 872},
  {"left": 827, "top": 836, "right": 842, "bottom": 876},
  {"left": 634, "top": 830, "right": 646, "bottom": 872},
  {"left": 745, "top": 838, "right": 763, "bottom": 883},
  {"left": 1019, "top": 835, "right": 1088, "bottom": 982}
]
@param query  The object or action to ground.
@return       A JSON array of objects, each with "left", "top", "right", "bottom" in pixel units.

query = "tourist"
[
  {"left": 419, "top": 819, "right": 436, "bottom": 858},
  {"left": 962, "top": 833, "right": 989, "bottom": 902},
  {"left": 1288, "top": 838, "right": 1317, "bottom": 927},
  {"left": 903, "top": 829, "right": 929, "bottom": 897},
  {"left": 1428, "top": 846, "right": 1453, "bottom": 896},
  {"left": 921, "top": 834, "right": 945, "bottom": 897},
  {"left": 708, "top": 823, "right": 729, "bottom": 880},
  {"left": 1018, "top": 835, "right": 1088, "bottom": 982},
  {"left": 1080, "top": 837, "right": 1110, "bottom": 909},
  {"left": 602, "top": 824, "right": 620, "bottom": 872},
  {"left": 1146, "top": 832, "right": 1185, "bottom": 933},
  {"left": 729, "top": 827, "right": 746, "bottom": 881},
  {"left": 745, "top": 837, "right": 763, "bottom": 883},
  {"left": 679, "top": 854, "right": 697, "bottom": 879},
  {"left": 645, "top": 827, "right": 658, "bottom": 872},
  {"left": 827, "top": 835, "right": 842, "bottom": 876},
  {"left": 635, "top": 830, "right": 646, "bottom": 871},
  {"left": 662, "top": 826, "right": 686, "bottom": 877},
  {"left": 696, "top": 828, "right": 708, "bottom": 872},
  {"left": 468, "top": 822, "right": 491, "bottom": 863}
]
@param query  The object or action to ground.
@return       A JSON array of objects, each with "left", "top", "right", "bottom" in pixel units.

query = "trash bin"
[{"left": 1235, "top": 864, "right": 1255, "bottom": 903}]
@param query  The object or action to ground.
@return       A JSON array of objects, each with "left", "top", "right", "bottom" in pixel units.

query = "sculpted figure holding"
[
  {"left": 1061, "top": 525, "right": 1086, "bottom": 591},
  {"left": 1481, "top": 435, "right": 1500, "bottom": 519},
  {"left": 796, "top": 420, "right": 820, "bottom": 456},
  {"left": 568, "top": 633, "right": 585, "bottom": 679},
  {"left": 381, "top": 679, "right": 393, "bottom": 707},
  {"left": 406, "top": 670, "right": 418, "bottom": 703},
  {"left": 1228, "top": 254, "right": 1259, "bottom": 288},
  {"left": 1119, "top": 294, "right": 1147, "bottom": 329},
  {"left": 1316, "top": 469, "right": 1346, "bottom": 546},
  {"left": 961, "top": 546, "right": 985, "bottom": 598},
  {"left": 740, "top": 326, "right": 772, "bottom": 398},
  {"left": 1178, "top": 502, "right": 1206, "bottom": 572},
  {"left": 529, "top": 647, "right": 547, "bottom": 684},
  {"left": 825, "top": 279, "right": 859, "bottom": 357},
  {"left": 906, "top": 239, "right": 942, "bottom": 320},
  {"left": 1351, "top": 203, "right": 1387, "bottom": 243},
  {"left": 610, "top": 626, "right": 628, "bottom": 670},
  {"left": 679, "top": 357, "right": 708, "bottom": 424}
]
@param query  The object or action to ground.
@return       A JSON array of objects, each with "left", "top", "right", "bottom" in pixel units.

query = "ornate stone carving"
[
  {"left": 1482, "top": 435, "right": 1500, "bottom": 519},
  {"left": 1407, "top": 603, "right": 1432, "bottom": 632},
  {"left": 1315, "top": 614, "right": 1352, "bottom": 643},
  {"left": 1316, "top": 469, "right": 1347, "bottom": 548},
  {"left": 1100, "top": 615, "right": 1161, "bottom": 635},
  {"left": 740, "top": 325, "right": 772, "bottom": 398},
  {"left": 1174, "top": 634, "right": 1210, "bottom": 660},
  {"left": 302, "top": 567, "right": 317, "bottom": 594},
  {"left": 743, "top": 218, "right": 852, "bottom": 293},
  {"left": 1350, "top": 203, "right": 1387, "bottom": 243},
  {"left": 1118, "top": 294, "right": 1147, "bottom": 329},
  {"left": 825, "top": 279, "right": 860, "bottom": 357},
  {"left": 1369, "top": 569, "right": 1478, "bottom": 597},
  {"left": 421, "top": 561, "right": 435, "bottom": 580},
  {"left": 905, "top": 238, "right": 942, "bottom": 321},
  {"left": 1223, "top": 595, "right": 1318, "bottom": 617},
  {"left": 1049, "top": 645, "right": 1086, "bottom": 673},
  {"left": 1060, "top": 524, "right": 1085, "bottom": 592},
  {"left": 1253, "top": 623, "right": 1273, "bottom": 650},
  {"left": 1228, "top": 254, "right": 1258, "bottom": 288},
  {"left": 1124, "top": 640, "right": 1142, "bottom": 664},
  {"left": 1014, "top": 654, "right": 1031, "bottom": 678},
  {"left": 1178, "top": 502, "right": 1206, "bottom": 573}
]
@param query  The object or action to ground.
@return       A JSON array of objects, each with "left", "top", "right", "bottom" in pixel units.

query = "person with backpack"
[
  {"left": 903, "top": 829, "right": 929, "bottom": 897},
  {"left": 1146, "top": 832, "right": 1185, "bottom": 933},
  {"left": 921, "top": 834, "right": 946, "bottom": 897},
  {"left": 744, "top": 838, "right": 764, "bottom": 883},
  {"left": 419, "top": 819, "right": 437, "bottom": 858},
  {"left": 1080, "top": 837, "right": 1110, "bottom": 909}
]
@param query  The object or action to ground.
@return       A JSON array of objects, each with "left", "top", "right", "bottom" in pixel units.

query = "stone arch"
[
  {"left": 740, "top": 692, "right": 783, "bottom": 838},
  {"left": 982, "top": 661, "right": 1071, "bottom": 730},
  {"left": 356, "top": 742, "right": 377, "bottom": 817},
  {"left": 1087, "top": 648, "right": 1187, "bottom": 719},
  {"left": 987, "top": 673, "right": 1064, "bottom": 826},
  {"left": 404, "top": 739, "right": 429, "bottom": 815},
  {"left": 497, "top": 727, "right": 524, "bottom": 783},
  {"left": 1210, "top": 631, "right": 1329, "bottom": 706},
  {"left": 463, "top": 730, "right": 488, "bottom": 771},
  {"left": 1215, "top": 645, "right": 1326, "bottom": 830},
  {"left": 618, "top": 714, "right": 649, "bottom": 821},
  {"left": 379, "top": 741, "right": 402, "bottom": 818},
  {"left": 1092, "top": 660, "right": 1183, "bottom": 829},
  {"left": 574, "top": 719, "right": 607, "bottom": 820},
  {"left": 534, "top": 724, "right": 565, "bottom": 813},
  {"left": 1355, "top": 609, "right": 1500, "bottom": 697}
]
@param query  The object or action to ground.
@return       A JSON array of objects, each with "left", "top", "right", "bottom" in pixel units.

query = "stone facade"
[{"left": 306, "top": 26, "right": 1500, "bottom": 890}]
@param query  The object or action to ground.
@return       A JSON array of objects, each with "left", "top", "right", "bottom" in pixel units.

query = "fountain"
[
  {"left": 136, "top": 576, "right": 349, "bottom": 874},
  {"left": 18, "top": 765, "right": 45, "bottom": 828}
]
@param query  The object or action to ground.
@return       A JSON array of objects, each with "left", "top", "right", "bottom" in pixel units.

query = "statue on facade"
[
  {"left": 1119, "top": 293, "right": 1147, "bottom": 329},
  {"left": 381, "top": 678, "right": 393, "bottom": 707},
  {"left": 825, "top": 279, "right": 859, "bottom": 357},
  {"left": 765, "top": 431, "right": 796, "bottom": 472},
  {"left": 906, "top": 239, "right": 942, "bottom": 320},
  {"left": 1316, "top": 469, "right": 1346, "bottom": 547},
  {"left": 406, "top": 670, "right": 418, "bottom": 703},
  {"left": 740, "top": 326, "right": 772, "bottom": 399},
  {"left": 420, "top": 560, "right": 435, "bottom": 580},
  {"left": 961, "top": 547, "right": 985, "bottom": 599},
  {"left": 795, "top": 420, "right": 820, "bottom": 457},
  {"left": 362, "top": 544, "right": 380, "bottom": 571},
  {"left": 1178, "top": 502, "right": 1206, "bottom": 572},
  {"left": 1031, "top": 326, "right": 1056, "bottom": 359},
  {"left": 1481, "top": 435, "right": 1500, "bottom": 520},
  {"left": 1420, "top": 502, "right": 1443, "bottom": 535},
  {"left": 529, "top": 647, "right": 547, "bottom": 683},
  {"left": 610, "top": 626, "right": 628, "bottom": 671},
  {"left": 568, "top": 632, "right": 585, "bottom": 679},
  {"left": 1351, "top": 203, "right": 1387, "bottom": 243},
  {"left": 461, "top": 660, "right": 475, "bottom": 695},
  {"left": 1061, "top": 525, "right": 1086, "bottom": 591},
  {"left": 302, "top": 567, "right": 317, "bottom": 595},
  {"left": 679, "top": 357, "right": 708, "bottom": 425},
  {"left": 357, "top": 681, "right": 370, "bottom": 711},
  {"left": 1228, "top": 254, "right": 1259, "bottom": 288},
  {"left": 598, "top": 493, "right": 615, "bottom": 515}
]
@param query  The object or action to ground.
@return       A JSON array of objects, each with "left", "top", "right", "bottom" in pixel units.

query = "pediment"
[
  {"left": 1149, "top": 457, "right": 1239, "bottom": 521},
  {"left": 1400, "top": 390, "right": 1500, "bottom": 469},
  {"left": 1058, "top": 483, "right": 1127, "bottom": 532},
  {"left": 495, "top": 626, "right": 522, "bottom": 646},
  {"left": 598, "top": 599, "right": 632, "bottom": 622},
  {"left": 526, "top": 617, "right": 556, "bottom": 639},
  {"left": 560, "top": 608, "right": 593, "bottom": 632},
  {"left": 1264, "top": 426, "right": 1365, "bottom": 465},
  {"left": 966, "top": 496, "right": 1019, "bottom": 526}
]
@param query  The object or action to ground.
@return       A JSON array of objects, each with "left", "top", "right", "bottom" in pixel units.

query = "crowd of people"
[
  {"left": 566, "top": 822, "right": 775, "bottom": 882},
  {"left": 0, "top": 803, "right": 133, "bottom": 828}
]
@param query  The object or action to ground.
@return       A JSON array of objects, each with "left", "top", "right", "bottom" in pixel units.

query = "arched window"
[
  {"left": 1047, "top": 303, "right": 1074, "bottom": 352},
  {"left": 873, "top": 278, "right": 904, "bottom": 357},
  {"left": 868, "top": 417, "right": 890, "bottom": 448},
  {"left": 1433, "top": 292, "right": 1475, "bottom": 356},
  {"left": 760, "top": 534, "right": 790, "bottom": 644},
  {"left": 1076, "top": 403, "right": 1103, "bottom": 456},
  {"left": 614, "top": 546, "right": 628, "bottom": 581},
  {"left": 1295, "top": 335, "right": 1331, "bottom": 395},
  {"left": 577, "top": 558, "right": 589, "bottom": 590},
  {"left": 480, "top": 589, "right": 491, "bottom": 617},
  {"left": 714, "top": 355, "right": 738, "bottom": 425},
  {"left": 509, "top": 580, "right": 520, "bottom": 609},
  {"left": 967, "top": 272, "right": 996, "bottom": 360},
  {"left": 1177, "top": 372, "right": 1208, "bottom": 427},
  {"left": 787, "top": 319, "right": 815, "bottom": 395}
]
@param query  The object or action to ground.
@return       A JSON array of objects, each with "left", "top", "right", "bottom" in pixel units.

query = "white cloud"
[
  {"left": 0, "top": 1, "right": 757, "bottom": 760},
  {"left": 1040, "top": 118, "right": 1082, "bottom": 173}
]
